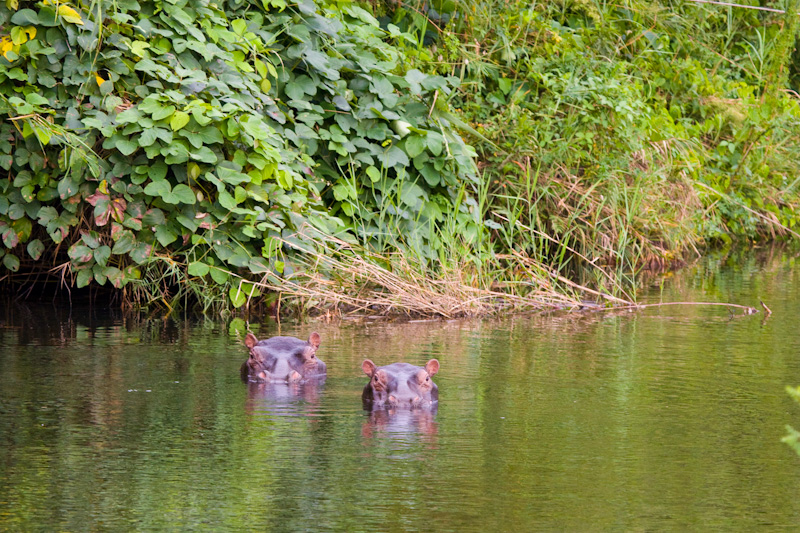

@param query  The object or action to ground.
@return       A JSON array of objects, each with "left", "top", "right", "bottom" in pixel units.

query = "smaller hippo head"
[
  {"left": 361, "top": 359, "right": 440, "bottom": 409},
  {"left": 242, "top": 332, "right": 325, "bottom": 382}
]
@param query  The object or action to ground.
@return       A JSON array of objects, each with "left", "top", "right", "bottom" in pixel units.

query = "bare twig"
[{"left": 615, "top": 301, "right": 759, "bottom": 313}]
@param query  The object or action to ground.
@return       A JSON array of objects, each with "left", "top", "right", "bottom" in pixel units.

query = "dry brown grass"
[{"left": 249, "top": 227, "right": 632, "bottom": 318}]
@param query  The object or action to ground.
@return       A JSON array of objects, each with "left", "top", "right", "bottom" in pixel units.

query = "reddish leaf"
[
  {"left": 110, "top": 198, "right": 127, "bottom": 223},
  {"left": 2, "top": 228, "right": 19, "bottom": 248},
  {"left": 111, "top": 222, "right": 125, "bottom": 240},
  {"left": 95, "top": 205, "right": 111, "bottom": 226},
  {"left": 85, "top": 192, "right": 109, "bottom": 206}
]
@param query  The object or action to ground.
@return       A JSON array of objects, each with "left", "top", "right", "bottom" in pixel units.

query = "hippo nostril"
[
  {"left": 388, "top": 395, "right": 397, "bottom": 404},
  {"left": 412, "top": 396, "right": 420, "bottom": 404},
  {"left": 288, "top": 371, "right": 302, "bottom": 382}
]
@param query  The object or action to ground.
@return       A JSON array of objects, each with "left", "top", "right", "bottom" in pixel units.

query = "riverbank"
[{"left": 1, "top": 0, "right": 799, "bottom": 317}]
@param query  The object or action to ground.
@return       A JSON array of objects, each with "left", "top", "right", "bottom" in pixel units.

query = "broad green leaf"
[
  {"left": 57, "top": 177, "right": 80, "bottom": 199},
  {"left": 229, "top": 286, "right": 247, "bottom": 308},
  {"left": 115, "top": 138, "right": 138, "bottom": 156},
  {"left": 155, "top": 225, "right": 177, "bottom": 246},
  {"left": 139, "top": 128, "right": 159, "bottom": 147},
  {"left": 240, "top": 281, "right": 262, "bottom": 298},
  {"left": 405, "top": 135, "right": 426, "bottom": 158},
  {"left": 149, "top": 160, "right": 168, "bottom": 181},
  {"left": 76, "top": 268, "right": 93, "bottom": 288},
  {"left": 169, "top": 184, "right": 196, "bottom": 204},
  {"left": 80, "top": 231, "right": 101, "bottom": 248},
  {"left": 218, "top": 191, "right": 239, "bottom": 210},
  {"left": 381, "top": 146, "right": 409, "bottom": 169},
  {"left": 144, "top": 180, "right": 171, "bottom": 197},
  {"left": 129, "top": 40, "right": 150, "bottom": 57},
  {"left": 188, "top": 261, "right": 210, "bottom": 276},
  {"left": 105, "top": 266, "right": 124, "bottom": 288},
  {"left": 26, "top": 239, "right": 44, "bottom": 260},
  {"left": 129, "top": 242, "right": 152, "bottom": 264},
  {"left": 3, "top": 253, "right": 19, "bottom": 272},
  {"left": 10, "top": 9, "right": 40, "bottom": 26},
  {"left": 8, "top": 203, "right": 25, "bottom": 220},
  {"left": 170, "top": 111, "right": 190, "bottom": 131},
  {"left": 231, "top": 19, "right": 248, "bottom": 36},
  {"left": 111, "top": 231, "right": 135, "bottom": 254},
  {"left": 189, "top": 146, "right": 217, "bottom": 164},
  {"left": 25, "top": 93, "right": 49, "bottom": 106},
  {"left": 209, "top": 266, "right": 229, "bottom": 284},
  {"left": 366, "top": 166, "right": 381, "bottom": 182},
  {"left": 68, "top": 244, "right": 93, "bottom": 263},
  {"left": 94, "top": 245, "right": 111, "bottom": 266},
  {"left": 152, "top": 105, "right": 176, "bottom": 121},
  {"left": 117, "top": 108, "right": 142, "bottom": 124},
  {"left": 227, "top": 249, "right": 251, "bottom": 267},
  {"left": 400, "top": 182, "right": 425, "bottom": 210},
  {"left": 426, "top": 131, "right": 444, "bottom": 156},
  {"left": 217, "top": 166, "right": 251, "bottom": 185},
  {"left": 93, "top": 265, "right": 108, "bottom": 286}
]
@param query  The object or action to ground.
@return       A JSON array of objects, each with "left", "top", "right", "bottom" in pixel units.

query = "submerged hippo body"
[
  {"left": 362, "top": 359, "right": 440, "bottom": 408},
  {"left": 241, "top": 333, "right": 326, "bottom": 383}
]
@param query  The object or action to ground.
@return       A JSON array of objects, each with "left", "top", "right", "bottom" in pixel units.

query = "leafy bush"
[{"left": 0, "top": 0, "right": 480, "bottom": 310}]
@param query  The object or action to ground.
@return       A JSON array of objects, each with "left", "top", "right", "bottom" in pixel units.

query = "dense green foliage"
[
  {"left": 0, "top": 0, "right": 478, "bottom": 311},
  {"left": 4, "top": 0, "right": 800, "bottom": 313},
  {"left": 391, "top": 0, "right": 800, "bottom": 285}
]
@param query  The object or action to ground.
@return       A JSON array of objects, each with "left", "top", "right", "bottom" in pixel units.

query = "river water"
[{"left": 2, "top": 249, "right": 800, "bottom": 530}]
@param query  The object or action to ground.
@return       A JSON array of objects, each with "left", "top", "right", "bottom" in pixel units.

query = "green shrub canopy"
[{"left": 0, "top": 0, "right": 479, "bottom": 306}]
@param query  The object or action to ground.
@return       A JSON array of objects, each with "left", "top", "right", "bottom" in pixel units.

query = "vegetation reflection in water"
[{"left": 2, "top": 249, "right": 800, "bottom": 530}]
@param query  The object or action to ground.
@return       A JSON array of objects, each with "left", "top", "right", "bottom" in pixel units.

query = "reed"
[{"left": 247, "top": 226, "right": 630, "bottom": 318}]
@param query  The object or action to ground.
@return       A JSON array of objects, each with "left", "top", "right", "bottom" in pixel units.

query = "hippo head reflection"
[
  {"left": 361, "top": 404, "right": 439, "bottom": 441},
  {"left": 244, "top": 376, "right": 326, "bottom": 418}
]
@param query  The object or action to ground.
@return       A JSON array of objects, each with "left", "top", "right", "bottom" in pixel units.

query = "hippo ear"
[
  {"left": 245, "top": 333, "right": 258, "bottom": 349},
  {"left": 425, "top": 359, "right": 440, "bottom": 377},
  {"left": 308, "top": 332, "right": 321, "bottom": 349},
  {"left": 362, "top": 359, "right": 377, "bottom": 376}
]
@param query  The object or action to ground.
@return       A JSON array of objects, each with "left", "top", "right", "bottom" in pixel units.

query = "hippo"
[
  {"left": 361, "top": 359, "right": 440, "bottom": 408},
  {"left": 241, "top": 332, "right": 326, "bottom": 382}
]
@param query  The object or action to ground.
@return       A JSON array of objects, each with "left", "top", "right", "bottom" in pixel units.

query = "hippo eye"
[
  {"left": 426, "top": 376, "right": 430, "bottom": 381},
  {"left": 374, "top": 376, "right": 378, "bottom": 382}
]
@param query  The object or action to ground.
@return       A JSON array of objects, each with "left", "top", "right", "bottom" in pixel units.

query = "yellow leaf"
[
  {"left": 57, "top": 4, "right": 84, "bottom": 25},
  {"left": 95, "top": 73, "right": 106, "bottom": 87},
  {"left": 10, "top": 25, "right": 35, "bottom": 45},
  {"left": 0, "top": 37, "right": 14, "bottom": 60}
]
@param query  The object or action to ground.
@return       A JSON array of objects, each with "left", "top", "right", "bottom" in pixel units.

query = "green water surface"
[{"left": 2, "top": 249, "right": 800, "bottom": 531}]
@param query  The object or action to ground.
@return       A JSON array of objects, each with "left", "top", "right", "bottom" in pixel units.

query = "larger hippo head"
[
  {"left": 241, "top": 332, "right": 326, "bottom": 382},
  {"left": 361, "top": 359, "right": 440, "bottom": 408}
]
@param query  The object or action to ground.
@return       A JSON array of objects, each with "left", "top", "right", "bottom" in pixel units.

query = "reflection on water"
[
  {"left": 245, "top": 378, "right": 326, "bottom": 418},
  {"left": 361, "top": 406, "right": 439, "bottom": 443},
  {"left": 3, "top": 248, "right": 800, "bottom": 529}
]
